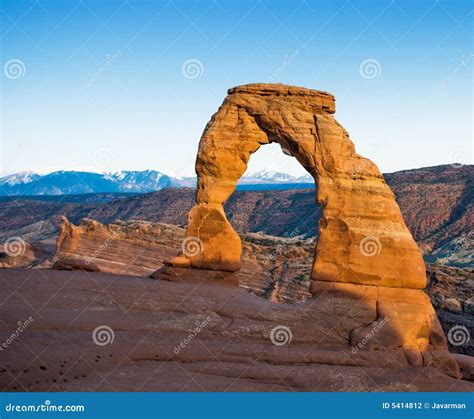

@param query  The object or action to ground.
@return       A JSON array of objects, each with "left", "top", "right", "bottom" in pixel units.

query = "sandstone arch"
[{"left": 168, "top": 83, "right": 426, "bottom": 291}]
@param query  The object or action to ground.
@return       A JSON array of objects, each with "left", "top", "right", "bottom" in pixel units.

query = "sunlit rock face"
[
  {"left": 169, "top": 83, "right": 426, "bottom": 290},
  {"left": 163, "top": 84, "right": 463, "bottom": 375}
]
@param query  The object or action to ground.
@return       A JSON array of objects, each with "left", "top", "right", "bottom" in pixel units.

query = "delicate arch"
[{"left": 167, "top": 84, "right": 426, "bottom": 291}]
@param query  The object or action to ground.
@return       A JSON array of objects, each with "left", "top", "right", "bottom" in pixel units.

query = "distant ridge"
[
  {"left": 0, "top": 170, "right": 173, "bottom": 196},
  {"left": 0, "top": 169, "right": 315, "bottom": 196},
  {"left": 0, "top": 164, "right": 471, "bottom": 196}
]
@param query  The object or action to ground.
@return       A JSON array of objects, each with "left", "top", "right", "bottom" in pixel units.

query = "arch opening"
[{"left": 166, "top": 83, "right": 427, "bottom": 293}]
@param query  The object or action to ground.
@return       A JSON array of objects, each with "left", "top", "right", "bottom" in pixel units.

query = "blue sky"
[{"left": 1, "top": 0, "right": 472, "bottom": 177}]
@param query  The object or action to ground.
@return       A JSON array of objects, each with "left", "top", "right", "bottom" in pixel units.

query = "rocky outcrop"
[
  {"left": 1, "top": 269, "right": 471, "bottom": 391},
  {"left": 168, "top": 83, "right": 426, "bottom": 290},
  {"left": 52, "top": 218, "right": 473, "bottom": 362},
  {"left": 385, "top": 164, "right": 473, "bottom": 265},
  {"left": 426, "top": 265, "right": 473, "bottom": 356},
  {"left": 54, "top": 217, "right": 313, "bottom": 302},
  {"left": 162, "top": 83, "right": 463, "bottom": 375},
  {"left": 54, "top": 216, "right": 181, "bottom": 276},
  {"left": 1, "top": 165, "right": 471, "bottom": 268}
]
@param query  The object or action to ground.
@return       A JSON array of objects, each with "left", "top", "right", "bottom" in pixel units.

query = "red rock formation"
[
  {"left": 54, "top": 216, "right": 180, "bottom": 276},
  {"left": 53, "top": 218, "right": 469, "bottom": 375},
  {"left": 163, "top": 83, "right": 461, "bottom": 375},
  {"left": 54, "top": 217, "right": 313, "bottom": 302},
  {"left": 168, "top": 83, "right": 426, "bottom": 291},
  {"left": 1, "top": 268, "right": 470, "bottom": 391}
]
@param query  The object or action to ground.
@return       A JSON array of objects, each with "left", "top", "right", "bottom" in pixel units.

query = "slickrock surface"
[
  {"left": 170, "top": 83, "right": 426, "bottom": 290},
  {"left": 49, "top": 218, "right": 473, "bottom": 357},
  {"left": 54, "top": 217, "right": 313, "bottom": 303},
  {"left": 1, "top": 269, "right": 471, "bottom": 392},
  {"left": 52, "top": 218, "right": 466, "bottom": 375}
]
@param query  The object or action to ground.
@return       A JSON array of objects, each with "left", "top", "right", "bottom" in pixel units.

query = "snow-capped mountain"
[
  {"left": 0, "top": 169, "right": 314, "bottom": 196},
  {"left": 106, "top": 170, "right": 172, "bottom": 192},
  {"left": 241, "top": 169, "right": 313, "bottom": 183},
  {"left": 0, "top": 172, "right": 41, "bottom": 187},
  {"left": 0, "top": 170, "right": 173, "bottom": 196}
]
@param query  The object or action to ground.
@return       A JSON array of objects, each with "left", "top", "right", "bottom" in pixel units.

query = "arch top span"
[
  {"left": 227, "top": 83, "right": 336, "bottom": 114},
  {"left": 166, "top": 83, "right": 427, "bottom": 291}
]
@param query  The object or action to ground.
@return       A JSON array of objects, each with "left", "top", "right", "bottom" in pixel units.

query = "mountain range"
[
  {"left": 0, "top": 169, "right": 315, "bottom": 196},
  {"left": 0, "top": 164, "right": 472, "bottom": 268}
]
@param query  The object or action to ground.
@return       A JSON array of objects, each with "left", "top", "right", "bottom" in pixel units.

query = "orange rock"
[
  {"left": 169, "top": 83, "right": 426, "bottom": 289},
  {"left": 55, "top": 217, "right": 183, "bottom": 276}
]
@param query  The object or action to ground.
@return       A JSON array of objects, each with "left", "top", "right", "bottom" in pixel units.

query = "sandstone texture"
[
  {"left": 54, "top": 216, "right": 180, "bottom": 276},
  {"left": 161, "top": 83, "right": 467, "bottom": 378},
  {"left": 0, "top": 216, "right": 468, "bottom": 382},
  {"left": 50, "top": 218, "right": 473, "bottom": 360},
  {"left": 1, "top": 84, "right": 471, "bottom": 388},
  {"left": 1, "top": 269, "right": 471, "bottom": 391},
  {"left": 1, "top": 165, "right": 471, "bottom": 268},
  {"left": 54, "top": 217, "right": 314, "bottom": 303},
  {"left": 170, "top": 83, "right": 426, "bottom": 290}
]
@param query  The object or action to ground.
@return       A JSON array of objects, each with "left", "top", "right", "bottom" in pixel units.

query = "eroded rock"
[{"left": 168, "top": 83, "right": 426, "bottom": 290}]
